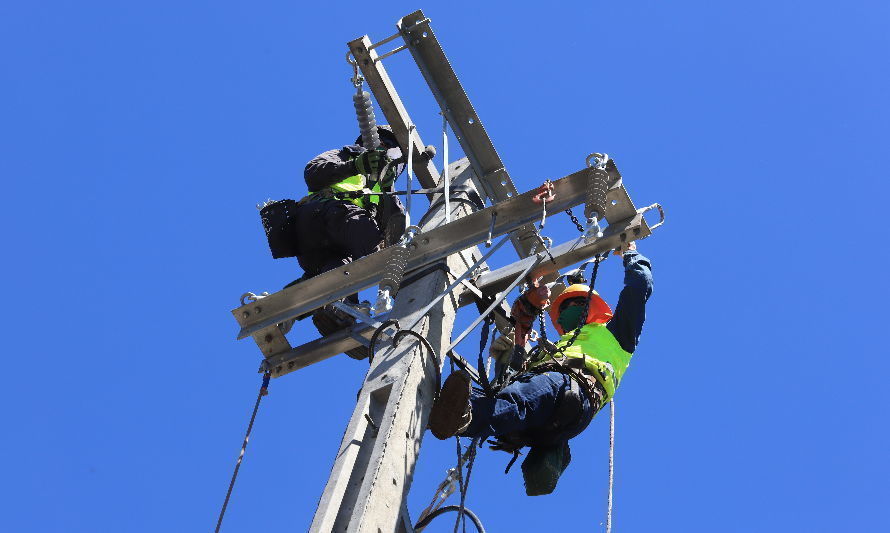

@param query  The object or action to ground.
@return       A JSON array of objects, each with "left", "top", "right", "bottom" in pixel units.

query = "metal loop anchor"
[{"left": 585, "top": 152, "right": 610, "bottom": 169}]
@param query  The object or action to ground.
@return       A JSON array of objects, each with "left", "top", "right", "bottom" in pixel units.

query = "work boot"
[
  {"left": 311, "top": 304, "right": 369, "bottom": 360},
  {"left": 428, "top": 370, "right": 473, "bottom": 440}
]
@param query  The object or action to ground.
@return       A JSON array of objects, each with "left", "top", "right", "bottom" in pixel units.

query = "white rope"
[
  {"left": 606, "top": 399, "right": 615, "bottom": 533},
  {"left": 443, "top": 113, "right": 450, "bottom": 224},
  {"left": 405, "top": 124, "right": 415, "bottom": 229}
]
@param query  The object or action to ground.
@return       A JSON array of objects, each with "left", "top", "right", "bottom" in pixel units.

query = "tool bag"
[{"left": 260, "top": 199, "right": 301, "bottom": 259}]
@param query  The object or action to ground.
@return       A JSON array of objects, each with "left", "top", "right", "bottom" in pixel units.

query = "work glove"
[
  {"left": 489, "top": 334, "right": 515, "bottom": 365},
  {"left": 354, "top": 149, "right": 391, "bottom": 178}
]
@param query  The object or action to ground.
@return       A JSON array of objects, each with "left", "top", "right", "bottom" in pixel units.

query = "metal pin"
[{"left": 486, "top": 211, "right": 497, "bottom": 247}]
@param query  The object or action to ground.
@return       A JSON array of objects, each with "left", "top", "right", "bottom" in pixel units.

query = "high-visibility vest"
[
  {"left": 528, "top": 322, "right": 632, "bottom": 402},
  {"left": 309, "top": 167, "right": 384, "bottom": 208}
]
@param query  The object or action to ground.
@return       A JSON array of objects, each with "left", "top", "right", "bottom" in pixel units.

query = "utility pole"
[
  {"left": 309, "top": 172, "right": 479, "bottom": 532},
  {"left": 228, "top": 10, "right": 663, "bottom": 532}
]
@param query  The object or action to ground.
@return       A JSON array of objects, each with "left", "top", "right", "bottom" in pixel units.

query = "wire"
[
  {"left": 393, "top": 329, "right": 443, "bottom": 399},
  {"left": 413, "top": 505, "right": 486, "bottom": 532},
  {"left": 214, "top": 373, "right": 270, "bottom": 533}
]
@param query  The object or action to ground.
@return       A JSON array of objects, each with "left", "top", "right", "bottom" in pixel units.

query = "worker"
[
  {"left": 293, "top": 125, "right": 406, "bottom": 358},
  {"left": 428, "top": 242, "right": 653, "bottom": 495}
]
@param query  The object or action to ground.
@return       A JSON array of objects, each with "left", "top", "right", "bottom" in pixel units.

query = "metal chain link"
[{"left": 564, "top": 208, "right": 585, "bottom": 233}]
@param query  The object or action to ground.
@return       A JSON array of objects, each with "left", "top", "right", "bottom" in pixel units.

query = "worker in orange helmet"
[{"left": 428, "top": 242, "right": 653, "bottom": 495}]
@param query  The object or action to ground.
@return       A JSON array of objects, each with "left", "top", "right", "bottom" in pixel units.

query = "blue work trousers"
[{"left": 463, "top": 371, "right": 593, "bottom": 442}]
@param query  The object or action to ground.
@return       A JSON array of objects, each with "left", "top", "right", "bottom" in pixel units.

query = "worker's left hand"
[
  {"left": 489, "top": 334, "right": 515, "bottom": 363},
  {"left": 355, "top": 149, "right": 391, "bottom": 177}
]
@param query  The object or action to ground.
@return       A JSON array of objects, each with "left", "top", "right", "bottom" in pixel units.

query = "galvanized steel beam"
[
  {"left": 396, "top": 10, "right": 541, "bottom": 257},
  {"left": 232, "top": 164, "right": 626, "bottom": 342},
  {"left": 347, "top": 36, "right": 440, "bottom": 189}
]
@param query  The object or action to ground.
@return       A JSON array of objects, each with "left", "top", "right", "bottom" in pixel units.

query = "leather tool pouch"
[{"left": 260, "top": 199, "right": 301, "bottom": 259}]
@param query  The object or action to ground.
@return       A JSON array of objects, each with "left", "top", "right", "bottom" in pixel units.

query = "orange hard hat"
[{"left": 549, "top": 284, "right": 613, "bottom": 335}]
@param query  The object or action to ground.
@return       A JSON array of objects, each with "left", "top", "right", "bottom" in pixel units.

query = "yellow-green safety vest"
[
  {"left": 528, "top": 322, "right": 632, "bottom": 402},
  {"left": 309, "top": 172, "right": 384, "bottom": 208}
]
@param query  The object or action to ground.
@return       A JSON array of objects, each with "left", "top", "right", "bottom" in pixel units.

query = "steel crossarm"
[
  {"left": 472, "top": 210, "right": 660, "bottom": 297},
  {"left": 348, "top": 35, "right": 440, "bottom": 190},
  {"left": 232, "top": 165, "right": 627, "bottom": 341},
  {"left": 254, "top": 209, "right": 660, "bottom": 378},
  {"left": 396, "top": 10, "right": 540, "bottom": 257}
]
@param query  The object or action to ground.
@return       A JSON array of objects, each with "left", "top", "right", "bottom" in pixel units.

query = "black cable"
[
  {"left": 368, "top": 319, "right": 401, "bottom": 366},
  {"left": 392, "top": 329, "right": 443, "bottom": 399},
  {"left": 413, "top": 505, "right": 486, "bottom": 532}
]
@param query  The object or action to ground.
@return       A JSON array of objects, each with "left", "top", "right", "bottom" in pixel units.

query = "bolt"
[
  {"left": 264, "top": 334, "right": 273, "bottom": 342},
  {"left": 255, "top": 306, "right": 262, "bottom": 314},
  {"left": 242, "top": 311, "right": 250, "bottom": 318}
]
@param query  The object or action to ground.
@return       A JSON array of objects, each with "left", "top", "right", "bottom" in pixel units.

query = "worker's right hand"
[
  {"left": 613, "top": 241, "right": 637, "bottom": 256},
  {"left": 354, "top": 149, "right": 390, "bottom": 177}
]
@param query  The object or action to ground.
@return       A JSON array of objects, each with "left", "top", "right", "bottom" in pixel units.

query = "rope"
[
  {"left": 454, "top": 438, "right": 479, "bottom": 533},
  {"left": 443, "top": 112, "right": 450, "bottom": 223},
  {"left": 214, "top": 372, "right": 271, "bottom": 533},
  {"left": 606, "top": 399, "right": 615, "bottom": 533},
  {"left": 476, "top": 316, "right": 494, "bottom": 396}
]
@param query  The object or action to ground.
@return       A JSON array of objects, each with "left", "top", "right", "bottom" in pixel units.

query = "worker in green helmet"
[{"left": 428, "top": 242, "right": 653, "bottom": 495}]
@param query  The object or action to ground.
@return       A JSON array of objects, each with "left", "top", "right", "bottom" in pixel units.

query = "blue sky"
[{"left": 2, "top": 1, "right": 888, "bottom": 531}]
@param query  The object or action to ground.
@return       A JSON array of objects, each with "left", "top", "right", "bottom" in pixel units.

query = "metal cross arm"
[
  {"left": 470, "top": 205, "right": 665, "bottom": 299},
  {"left": 231, "top": 164, "right": 622, "bottom": 341},
  {"left": 396, "top": 10, "right": 540, "bottom": 258},
  {"left": 348, "top": 35, "right": 440, "bottom": 190}
]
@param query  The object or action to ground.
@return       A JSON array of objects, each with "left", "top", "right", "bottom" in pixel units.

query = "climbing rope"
[
  {"left": 476, "top": 316, "right": 495, "bottom": 396},
  {"left": 606, "top": 398, "right": 615, "bottom": 533},
  {"left": 416, "top": 445, "right": 473, "bottom": 526},
  {"left": 214, "top": 372, "right": 271, "bottom": 533},
  {"left": 442, "top": 112, "right": 451, "bottom": 223},
  {"left": 454, "top": 437, "right": 480, "bottom": 533}
]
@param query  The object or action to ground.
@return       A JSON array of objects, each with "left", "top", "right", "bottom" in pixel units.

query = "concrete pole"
[{"left": 309, "top": 174, "right": 477, "bottom": 533}]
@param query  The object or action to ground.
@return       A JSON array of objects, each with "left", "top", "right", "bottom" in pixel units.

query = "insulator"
[
  {"left": 584, "top": 167, "right": 609, "bottom": 221},
  {"left": 353, "top": 91, "right": 380, "bottom": 149},
  {"left": 378, "top": 243, "right": 410, "bottom": 298}
]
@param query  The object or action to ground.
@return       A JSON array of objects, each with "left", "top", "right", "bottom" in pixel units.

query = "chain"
[
  {"left": 537, "top": 311, "right": 549, "bottom": 345},
  {"left": 565, "top": 208, "right": 585, "bottom": 233}
]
